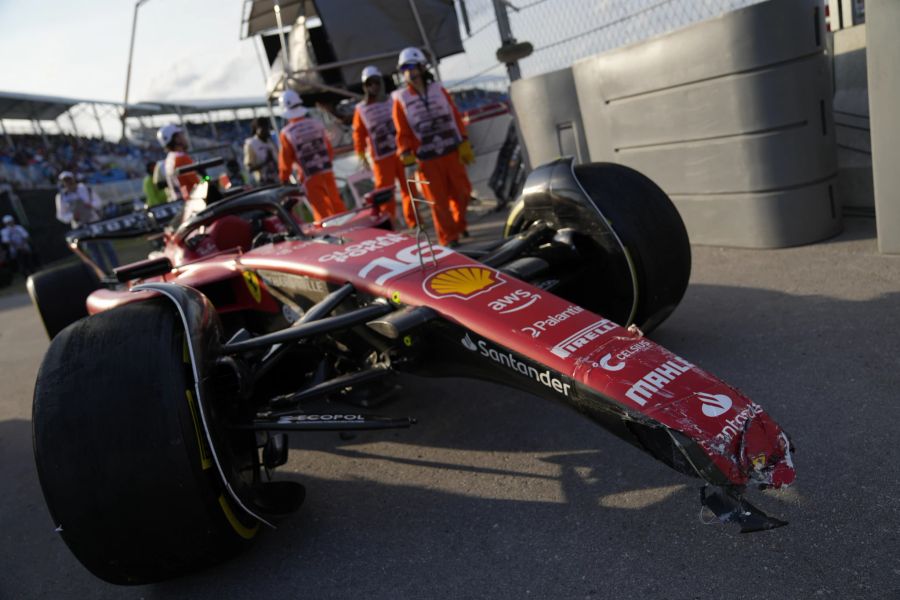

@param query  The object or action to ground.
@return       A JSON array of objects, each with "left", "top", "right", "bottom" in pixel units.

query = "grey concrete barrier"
[
  {"left": 569, "top": 0, "right": 840, "bottom": 248},
  {"left": 509, "top": 67, "right": 589, "bottom": 170},
  {"left": 866, "top": 0, "right": 900, "bottom": 254},
  {"left": 831, "top": 24, "right": 873, "bottom": 211}
]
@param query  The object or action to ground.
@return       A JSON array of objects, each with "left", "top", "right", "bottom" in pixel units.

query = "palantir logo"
[
  {"left": 462, "top": 334, "right": 478, "bottom": 351},
  {"left": 697, "top": 392, "right": 733, "bottom": 417}
]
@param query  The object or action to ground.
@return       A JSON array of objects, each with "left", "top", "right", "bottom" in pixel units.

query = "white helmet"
[
  {"left": 156, "top": 123, "right": 183, "bottom": 148},
  {"left": 397, "top": 47, "right": 427, "bottom": 69},
  {"left": 57, "top": 170, "right": 75, "bottom": 182},
  {"left": 280, "top": 89, "right": 308, "bottom": 119},
  {"left": 361, "top": 65, "right": 382, "bottom": 83},
  {"left": 2, "top": 215, "right": 13, "bottom": 225}
]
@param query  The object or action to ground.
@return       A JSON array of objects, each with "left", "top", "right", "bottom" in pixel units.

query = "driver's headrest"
[{"left": 207, "top": 215, "right": 253, "bottom": 253}]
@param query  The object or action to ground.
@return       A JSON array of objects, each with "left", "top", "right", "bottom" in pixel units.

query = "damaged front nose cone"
[
  {"left": 699, "top": 426, "right": 794, "bottom": 533},
  {"left": 699, "top": 486, "right": 788, "bottom": 533}
]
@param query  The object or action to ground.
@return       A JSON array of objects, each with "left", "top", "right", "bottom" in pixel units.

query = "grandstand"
[{"left": 0, "top": 91, "right": 273, "bottom": 202}]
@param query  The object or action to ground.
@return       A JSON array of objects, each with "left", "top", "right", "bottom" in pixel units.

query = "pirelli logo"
[{"left": 550, "top": 319, "right": 617, "bottom": 358}]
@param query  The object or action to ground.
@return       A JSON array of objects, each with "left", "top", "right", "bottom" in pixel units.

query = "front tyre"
[
  {"left": 33, "top": 300, "right": 259, "bottom": 584},
  {"left": 572, "top": 162, "right": 691, "bottom": 333},
  {"left": 505, "top": 160, "right": 691, "bottom": 334}
]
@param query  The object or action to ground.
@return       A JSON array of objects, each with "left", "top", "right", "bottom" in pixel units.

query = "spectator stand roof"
[
  {"left": 0, "top": 90, "right": 269, "bottom": 143},
  {"left": 0, "top": 90, "right": 269, "bottom": 120},
  {"left": 0, "top": 91, "right": 86, "bottom": 121},
  {"left": 123, "top": 97, "right": 270, "bottom": 118}
]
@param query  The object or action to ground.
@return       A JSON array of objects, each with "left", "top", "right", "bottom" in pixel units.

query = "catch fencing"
[{"left": 445, "top": 0, "right": 766, "bottom": 90}]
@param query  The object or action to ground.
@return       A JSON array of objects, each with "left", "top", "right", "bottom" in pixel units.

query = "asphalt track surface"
[{"left": 1, "top": 213, "right": 899, "bottom": 599}]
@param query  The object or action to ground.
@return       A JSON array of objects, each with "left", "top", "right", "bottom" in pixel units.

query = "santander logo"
[
  {"left": 462, "top": 334, "right": 478, "bottom": 351},
  {"left": 697, "top": 392, "right": 733, "bottom": 417}
]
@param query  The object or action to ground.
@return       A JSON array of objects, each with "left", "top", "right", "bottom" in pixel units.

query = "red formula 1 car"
[{"left": 29, "top": 157, "right": 795, "bottom": 585}]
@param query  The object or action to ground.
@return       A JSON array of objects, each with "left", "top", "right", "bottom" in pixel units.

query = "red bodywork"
[{"left": 87, "top": 225, "right": 795, "bottom": 491}]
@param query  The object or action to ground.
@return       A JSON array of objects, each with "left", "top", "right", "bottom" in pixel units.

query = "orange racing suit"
[
  {"left": 392, "top": 82, "right": 470, "bottom": 245},
  {"left": 352, "top": 97, "right": 414, "bottom": 226},
  {"left": 278, "top": 116, "right": 347, "bottom": 221}
]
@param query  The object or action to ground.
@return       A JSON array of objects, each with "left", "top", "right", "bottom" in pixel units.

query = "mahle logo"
[
  {"left": 424, "top": 266, "right": 505, "bottom": 300},
  {"left": 697, "top": 392, "right": 733, "bottom": 417}
]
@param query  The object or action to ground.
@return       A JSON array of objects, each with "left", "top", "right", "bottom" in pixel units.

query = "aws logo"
[
  {"left": 488, "top": 289, "right": 541, "bottom": 314},
  {"left": 697, "top": 392, "right": 733, "bottom": 417},
  {"left": 424, "top": 266, "right": 506, "bottom": 300}
]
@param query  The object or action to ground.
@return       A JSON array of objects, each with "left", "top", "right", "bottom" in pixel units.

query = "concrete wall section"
[
  {"left": 673, "top": 182, "right": 838, "bottom": 249},
  {"left": 866, "top": 0, "right": 900, "bottom": 254},
  {"left": 571, "top": 0, "right": 840, "bottom": 248},
  {"left": 831, "top": 25, "right": 873, "bottom": 210},
  {"left": 578, "top": 55, "right": 834, "bottom": 194},
  {"left": 509, "top": 68, "right": 588, "bottom": 169}
]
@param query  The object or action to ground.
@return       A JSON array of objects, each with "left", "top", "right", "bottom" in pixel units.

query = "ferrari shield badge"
[{"left": 243, "top": 271, "right": 262, "bottom": 303}]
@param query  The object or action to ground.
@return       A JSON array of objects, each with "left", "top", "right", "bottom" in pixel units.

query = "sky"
[
  {"left": 0, "top": 0, "right": 266, "bottom": 103},
  {"left": 0, "top": 0, "right": 491, "bottom": 138},
  {"left": 0, "top": 0, "right": 493, "bottom": 104}
]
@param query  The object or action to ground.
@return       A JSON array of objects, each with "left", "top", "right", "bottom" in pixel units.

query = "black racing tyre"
[
  {"left": 33, "top": 300, "right": 260, "bottom": 585},
  {"left": 571, "top": 163, "right": 690, "bottom": 332},
  {"left": 505, "top": 162, "right": 690, "bottom": 333},
  {"left": 26, "top": 261, "right": 100, "bottom": 338}
]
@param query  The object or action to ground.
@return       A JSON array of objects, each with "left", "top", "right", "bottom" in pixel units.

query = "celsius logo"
[
  {"left": 597, "top": 353, "right": 624, "bottom": 371},
  {"left": 697, "top": 392, "right": 733, "bottom": 417},
  {"left": 462, "top": 334, "right": 478, "bottom": 351}
]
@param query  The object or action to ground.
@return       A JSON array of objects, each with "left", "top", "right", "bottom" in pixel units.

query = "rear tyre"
[
  {"left": 33, "top": 300, "right": 259, "bottom": 585},
  {"left": 505, "top": 162, "right": 691, "bottom": 333},
  {"left": 27, "top": 262, "right": 99, "bottom": 338}
]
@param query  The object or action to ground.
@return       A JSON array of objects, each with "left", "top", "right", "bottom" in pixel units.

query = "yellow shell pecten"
[{"left": 428, "top": 267, "right": 497, "bottom": 296}]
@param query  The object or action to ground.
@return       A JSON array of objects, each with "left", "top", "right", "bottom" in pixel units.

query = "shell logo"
[{"left": 423, "top": 266, "right": 506, "bottom": 299}]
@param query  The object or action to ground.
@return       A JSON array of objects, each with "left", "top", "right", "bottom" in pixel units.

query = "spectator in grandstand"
[
  {"left": 157, "top": 124, "right": 200, "bottom": 201},
  {"left": 2, "top": 133, "right": 159, "bottom": 190},
  {"left": 277, "top": 90, "right": 346, "bottom": 221},
  {"left": 143, "top": 161, "right": 169, "bottom": 207},
  {"left": 353, "top": 65, "right": 412, "bottom": 227},
  {"left": 55, "top": 171, "right": 118, "bottom": 272},
  {"left": 392, "top": 47, "right": 475, "bottom": 247},
  {"left": 1, "top": 214, "right": 37, "bottom": 275},
  {"left": 243, "top": 117, "right": 279, "bottom": 186}
]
